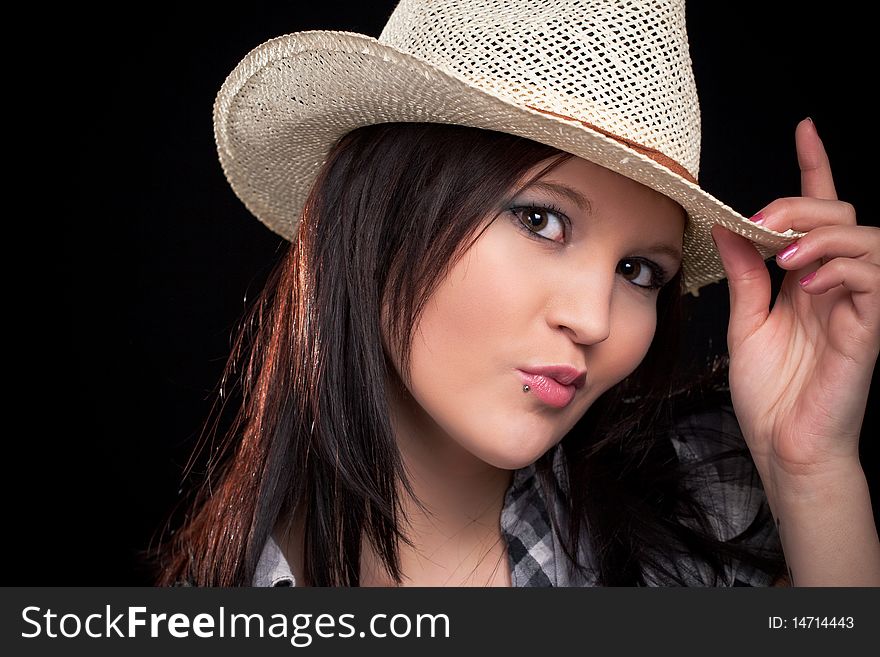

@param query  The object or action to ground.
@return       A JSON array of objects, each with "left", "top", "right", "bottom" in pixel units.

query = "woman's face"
[{"left": 383, "top": 155, "right": 686, "bottom": 471}]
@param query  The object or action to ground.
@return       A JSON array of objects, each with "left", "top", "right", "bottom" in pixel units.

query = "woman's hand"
[{"left": 711, "top": 118, "right": 880, "bottom": 482}]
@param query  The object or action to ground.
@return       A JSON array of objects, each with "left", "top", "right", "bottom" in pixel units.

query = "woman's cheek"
[{"left": 608, "top": 301, "right": 658, "bottom": 382}]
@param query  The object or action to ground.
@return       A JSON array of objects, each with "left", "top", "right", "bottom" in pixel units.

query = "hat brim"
[{"left": 214, "top": 30, "right": 804, "bottom": 296}]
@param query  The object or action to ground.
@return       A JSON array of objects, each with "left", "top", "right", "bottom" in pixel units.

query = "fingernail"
[
  {"left": 776, "top": 241, "right": 799, "bottom": 262},
  {"left": 749, "top": 211, "right": 766, "bottom": 225},
  {"left": 799, "top": 271, "right": 817, "bottom": 287}
]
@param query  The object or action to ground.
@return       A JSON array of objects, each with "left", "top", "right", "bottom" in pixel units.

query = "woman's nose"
[{"left": 545, "top": 268, "right": 613, "bottom": 346}]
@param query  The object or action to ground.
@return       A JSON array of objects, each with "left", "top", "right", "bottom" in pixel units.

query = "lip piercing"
[{"left": 522, "top": 385, "right": 530, "bottom": 393}]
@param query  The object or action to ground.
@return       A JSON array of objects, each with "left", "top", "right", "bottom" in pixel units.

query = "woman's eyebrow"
[
  {"left": 520, "top": 180, "right": 682, "bottom": 263},
  {"left": 520, "top": 180, "right": 594, "bottom": 215},
  {"left": 642, "top": 243, "right": 683, "bottom": 266}
]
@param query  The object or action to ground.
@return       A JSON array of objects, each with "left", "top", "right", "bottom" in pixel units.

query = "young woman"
[{"left": 153, "top": 0, "right": 880, "bottom": 587}]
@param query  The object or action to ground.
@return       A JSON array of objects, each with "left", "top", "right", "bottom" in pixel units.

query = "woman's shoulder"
[
  {"left": 169, "top": 534, "right": 297, "bottom": 587},
  {"left": 664, "top": 400, "right": 784, "bottom": 585},
  {"left": 668, "top": 401, "right": 764, "bottom": 538}
]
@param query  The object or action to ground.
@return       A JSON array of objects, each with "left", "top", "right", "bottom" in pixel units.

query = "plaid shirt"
[{"left": 253, "top": 404, "right": 781, "bottom": 587}]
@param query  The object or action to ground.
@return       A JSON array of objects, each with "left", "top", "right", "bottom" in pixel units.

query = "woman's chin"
[{"left": 468, "top": 433, "right": 561, "bottom": 471}]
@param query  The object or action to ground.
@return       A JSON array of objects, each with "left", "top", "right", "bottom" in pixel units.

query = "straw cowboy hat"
[{"left": 213, "top": 0, "right": 804, "bottom": 297}]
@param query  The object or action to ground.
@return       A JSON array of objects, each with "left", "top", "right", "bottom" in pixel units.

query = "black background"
[{"left": 18, "top": 2, "right": 878, "bottom": 584}]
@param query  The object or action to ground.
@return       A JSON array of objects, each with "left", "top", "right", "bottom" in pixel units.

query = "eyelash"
[{"left": 507, "top": 202, "right": 669, "bottom": 291}]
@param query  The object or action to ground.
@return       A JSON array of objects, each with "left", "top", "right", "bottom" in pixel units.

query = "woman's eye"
[
  {"left": 509, "top": 204, "right": 667, "bottom": 291},
  {"left": 511, "top": 205, "right": 566, "bottom": 242},
  {"left": 618, "top": 259, "right": 664, "bottom": 290}
]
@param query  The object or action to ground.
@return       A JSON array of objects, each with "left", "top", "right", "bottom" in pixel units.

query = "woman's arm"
[{"left": 762, "top": 461, "right": 880, "bottom": 586}]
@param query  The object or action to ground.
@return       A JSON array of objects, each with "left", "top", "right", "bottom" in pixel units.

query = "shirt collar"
[{"left": 252, "top": 533, "right": 295, "bottom": 587}]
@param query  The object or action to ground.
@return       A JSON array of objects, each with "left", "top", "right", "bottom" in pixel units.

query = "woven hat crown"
[
  {"left": 378, "top": 0, "right": 700, "bottom": 183},
  {"left": 213, "top": 0, "right": 805, "bottom": 297}
]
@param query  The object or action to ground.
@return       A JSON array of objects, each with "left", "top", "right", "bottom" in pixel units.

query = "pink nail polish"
[
  {"left": 750, "top": 211, "right": 765, "bottom": 225},
  {"left": 777, "top": 242, "right": 799, "bottom": 262},
  {"left": 799, "top": 271, "right": 817, "bottom": 287}
]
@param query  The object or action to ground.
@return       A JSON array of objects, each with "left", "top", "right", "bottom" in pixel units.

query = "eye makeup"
[{"left": 506, "top": 201, "right": 672, "bottom": 291}]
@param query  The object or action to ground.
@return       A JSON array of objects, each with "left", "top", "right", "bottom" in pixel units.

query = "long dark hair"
[{"left": 151, "top": 122, "right": 786, "bottom": 586}]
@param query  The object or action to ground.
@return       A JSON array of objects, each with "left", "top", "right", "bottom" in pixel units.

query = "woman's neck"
[
  {"left": 359, "top": 445, "right": 513, "bottom": 587},
  {"left": 361, "top": 379, "right": 514, "bottom": 586},
  {"left": 276, "top": 441, "right": 513, "bottom": 587},
  {"left": 276, "top": 377, "right": 516, "bottom": 586}
]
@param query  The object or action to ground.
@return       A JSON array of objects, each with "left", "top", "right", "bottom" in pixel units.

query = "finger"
[
  {"left": 750, "top": 196, "right": 857, "bottom": 233},
  {"left": 774, "top": 226, "right": 880, "bottom": 270},
  {"left": 711, "top": 224, "right": 771, "bottom": 350},
  {"left": 797, "top": 118, "right": 838, "bottom": 200},
  {"left": 799, "top": 258, "right": 880, "bottom": 332}
]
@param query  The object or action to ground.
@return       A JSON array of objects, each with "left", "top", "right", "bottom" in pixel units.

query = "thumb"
[{"left": 711, "top": 224, "right": 771, "bottom": 351}]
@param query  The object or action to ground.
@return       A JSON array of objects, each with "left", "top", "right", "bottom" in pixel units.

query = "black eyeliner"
[{"left": 508, "top": 202, "right": 669, "bottom": 291}]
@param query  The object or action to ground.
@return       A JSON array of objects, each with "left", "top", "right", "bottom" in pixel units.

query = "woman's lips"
[{"left": 516, "top": 370, "right": 576, "bottom": 409}]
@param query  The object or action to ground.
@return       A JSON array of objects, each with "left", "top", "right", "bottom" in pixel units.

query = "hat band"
[{"left": 524, "top": 104, "right": 698, "bottom": 185}]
